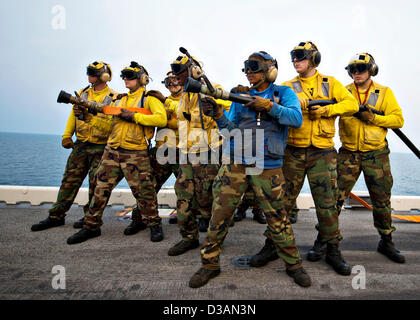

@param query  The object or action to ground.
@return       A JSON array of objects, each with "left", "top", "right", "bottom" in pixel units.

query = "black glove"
[{"left": 119, "top": 108, "right": 135, "bottom": 122}]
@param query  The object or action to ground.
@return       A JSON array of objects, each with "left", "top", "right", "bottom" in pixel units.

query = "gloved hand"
[
  {"left": 308, "top": 105, "right": 327, "bottom": 120},
  {"left": 146, "top": 90, "right": 167, "bottom": 104},
  {"left": 61, "top": 138, "right": 74, "bottom": 149},
  {"left": 230, "top": 85, "right": 250, "bottom": 93},
  {"left": 119, "top": 108, "right": 136, "bottom": 122},
  {"left": 166, "top": 110, "right": 178, "bottom": 129},
  {"left": 359, "top": 107, "right": 375, "bottom": 124},
  {"left": 73, "top": 105, "right": 92, "bottom": 122},
  {"left": 298, "top": 97, "right": 309, "bottom": 109},
  {"left": 201, "top": 97, "right": 223, "bottom": 119},
  {"left": 245, "top": 96, "right": 273, "bottom": 113}
]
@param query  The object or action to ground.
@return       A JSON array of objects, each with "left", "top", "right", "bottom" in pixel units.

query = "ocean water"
[{"left": 0, "top": 132, "right": 419, "bottom": 196}]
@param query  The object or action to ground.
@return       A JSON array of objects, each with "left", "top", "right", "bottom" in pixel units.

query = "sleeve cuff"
[{"left": 215, "top": 114, "right": 229, "bottom": 128}]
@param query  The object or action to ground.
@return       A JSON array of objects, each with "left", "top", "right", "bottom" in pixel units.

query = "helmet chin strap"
[{"left": 249, "top": 74, "right": 267, "bottom": 90}]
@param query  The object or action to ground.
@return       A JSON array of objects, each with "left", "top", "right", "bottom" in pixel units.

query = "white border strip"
[{"left": 0, "top": 185, "right": 419, "bottom": 211}]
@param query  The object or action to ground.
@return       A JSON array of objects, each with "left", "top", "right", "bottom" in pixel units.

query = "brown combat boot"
[
  {"left": 286, "top": 267, "right": 312, "bottom": 287},
  {"left": 189, "top": 268, "right": 221, "bottom": 288}
]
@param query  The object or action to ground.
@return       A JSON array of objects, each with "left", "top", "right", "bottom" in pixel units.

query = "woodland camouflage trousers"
[
  {"left": 201, "top": 164, "right": 302, "bottom": 270},
  {"left": 84, "top": 147, "right": 160, "bottom": 230},
  {"left": 337, "top": 146, "right": 395, "bottom": 236},
  {"left": 49, "top": 141, "right": 105, "bottom": 220}
]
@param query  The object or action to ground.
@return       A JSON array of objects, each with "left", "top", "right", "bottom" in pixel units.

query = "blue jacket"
[{"left": 216, "top": 83, "right": 302, "bottom": 169}]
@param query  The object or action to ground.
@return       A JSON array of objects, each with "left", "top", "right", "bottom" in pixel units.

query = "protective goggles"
[
  {"left": 170, "top": 63, "right": 189, "bottom": 75},
  {"left": 290, "top": 49, "right": 312, "bottom": 62},
  {"left": 346, "top": 63, "right": 369, "bottom": 74},
  {"left": 87, "top": 62, "right": 104, "bottom": 77},
  {"left": 162, "top": 76, "right": 180, "bottom": 87},
  {"left": 242, "top": 59, "right": 266, "bottom": 74},
  {"left": 120, "top": 68, "right": 140, "bottom": 80}
]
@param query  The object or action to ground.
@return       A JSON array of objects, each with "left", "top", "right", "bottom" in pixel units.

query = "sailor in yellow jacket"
[
  {"left": 281, "top": 41, "right": 358, "bottom": 276},
  {"left": 31, "top": 61, "right": 118, "bottom": 232},
  {"left": 166, "top": 53, "right": 231, "bottom": 257},
  {"left": 144, "top": 71, "right": 183, "bottom": 225},
  {"left": 337, "top": 53, "right": 405, "bottom": 263},
  {"left": 66, "top": 61, "right": 167, "bottom": 245}
]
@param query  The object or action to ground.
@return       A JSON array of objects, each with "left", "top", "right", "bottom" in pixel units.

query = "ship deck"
[{"left": 0, "top": 204, "right": 419, "bottom": 301}]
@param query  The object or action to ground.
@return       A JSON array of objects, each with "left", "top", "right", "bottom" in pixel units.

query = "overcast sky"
[{"left": 0, "top": 0, "right": 419, "bottom": 153}]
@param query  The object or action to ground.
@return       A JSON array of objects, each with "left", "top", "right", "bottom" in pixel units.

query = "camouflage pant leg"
[
  {"left": 336, "top": 148, "right": 363, "bottom": 215},
  {"left": 193, "top": 163, "right": 220, "bottom": 219},
  {"left": 175, "top": 162, "right": 219, "bottom": 242},
  {"left": 83, "top": 144, "right": 107, "bottom": 215},
  {"left": 120, "top": 149, "right": 160, "bottom": 226},
  {"left": 201, "top": 165, "right": 302, "bottom": 270},
  {"left": 250, "top": 167, "right": 302, "bottom": 267},
  {"left": 149, "top": 147, "right": 179, "bottom": 193},
  {"left": 85, "top": 147, "right": 125, "bottom": 230},
  {"left": 282, "top": 146, "right": 307, "bottom": 216},
  {"left": 201, "top": 164, "right": 249, "bottom": 270},
  {"left": 49, "top": 142, "right": 105, "bottom": 220},
  {"left": 175, "top": 164, "right": 199, "bottom": 242},
  {"left": 237, "top": 185, "right": 259, "bottom": 212},
  {"left": 363, "top": 148, "right": 395, "bottom": 235},
  {"left": 306, "top": 147, "right": 342, "bottom": 244},
  {"left": 132, "top": 147, "right": 179, "bottom": 220}
]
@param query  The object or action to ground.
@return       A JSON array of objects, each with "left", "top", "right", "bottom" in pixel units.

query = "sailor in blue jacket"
[{"left": 189, "top": 51, "right": 311, "bottom": 289}]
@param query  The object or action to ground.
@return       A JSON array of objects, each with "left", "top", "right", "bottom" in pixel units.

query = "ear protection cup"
[
  {"left": 301, "top": 42, "right": 321, "bottom": 67},
  {"left": 252, "top": 51, "right": 278, "bottom": 83},
  {"left": 137, "top": 64, "right": 150, "bottom": 86},
  {"left": 266, "top": 64, "right": 278, "bottom": 83},
  {"left": 346, "top": 53, "right": 379, "bottom": 78},
  {"left": 366, "top": 53, "right": 378, "bottom": 76},
  {"left": 190, "top": 65, "right": 203, "bottom": 79},
  {"left": 312, "top": 51, "right": 321, "bottom": 67},
  {"left": 138, "top": 73, "right": 149, "bottom": 86},
  {"left": 99, "top": 62, "right": 112, "bottom": 82}
]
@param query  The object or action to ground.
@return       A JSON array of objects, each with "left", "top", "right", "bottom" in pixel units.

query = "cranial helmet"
[
  {"left": 290, "top": 41, "right": 321, "bottom": 67},
  {"left": 87, "top": 61, "right": 112, "bottom": 82},
  {"left": 243, "top": 51, "right": 278, "bottom": 83},
  {"left": 120, "top": 61, "right": 150, "bottom": 86},
  {"left": 345, "top": 53, "right": 378, "bottom": 77},
  {"left": 170, "top": 54, "right": 203, "bottom": 79}
]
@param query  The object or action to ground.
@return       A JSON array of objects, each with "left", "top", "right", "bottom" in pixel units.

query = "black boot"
[
  {"left": 307, "top": 234, "right": 327, "bottom": 262},
  {"left": 198, "top": 218, "right": 209, "bottom": 232},
  {"left": 31, "top": 216, "right": 64, "bottom": 231},
  {"left": 73, "top": 217, "right": 85, "bottom": 229},
  {"left": 168, "top": 216, "right": 178, "bottom": 224},
  {"left": 67, "top": 228, "right": 101, "bottom": 245},
  {"left": 150, "top": 225, "right": 164, "bottom": 242},
  {"left": 325, "top": 243, "right": 351, "bottom": 276},
  {"left": 286, "top": 267, "right": 312, "bottom": 287},
  {"left": 168, "top": 240, "right": 200, "bottom": 256},
  {"left": 124, "top": 219, "right": 147, "bottom": 235},
  {"left": 189, "top": 268, "right": 221, "bottom": 288},
  {"left": 234, "top": 207, "right": 247, "bottom": 222},
  {"left": 249, "top": 238, "right": 279, "bottom": 267},
  {"left": 377, "top": 234, "right": 406, "bottom": 263},
  {"left": 252, "top": 210, "right": 266, "bottom": 224}
]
